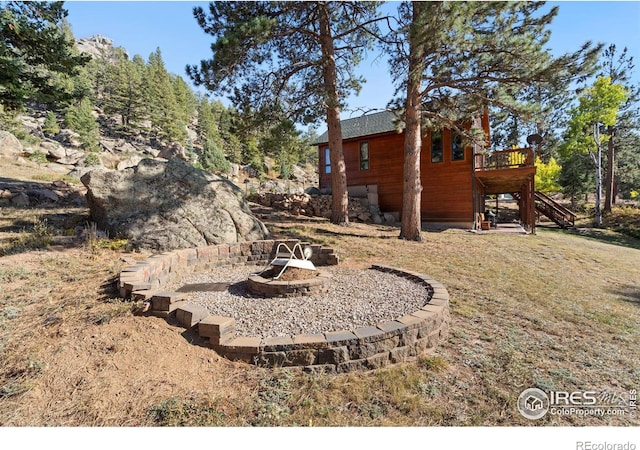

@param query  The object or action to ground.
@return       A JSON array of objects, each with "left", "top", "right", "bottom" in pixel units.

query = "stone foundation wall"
[
  {"left": 249, "top": 192, "right": 397, "bottom": 225},
  {"left": 118, "top": 241, "right": 450, "bottom": 372}
]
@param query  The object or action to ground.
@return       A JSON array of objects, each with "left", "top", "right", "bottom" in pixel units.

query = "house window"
[
  {"left": 431, "top": 129, "right": 443, "bottom": 163},
  {"left": 360, "top": 142, "right": 369, "bottom": 170},
  {"left": 452, "top": 131, "right": 465, "bottom": 161},
  {"left": 324, "top": 147, "right": 331, "bottom": 174}
]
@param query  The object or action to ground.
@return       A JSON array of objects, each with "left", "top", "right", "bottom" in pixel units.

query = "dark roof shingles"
[{"left": 313, "top": 110, "right": 402, "bottom": 145}]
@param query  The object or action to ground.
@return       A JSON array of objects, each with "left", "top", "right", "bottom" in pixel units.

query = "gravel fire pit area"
[
  {"left": 118, "top": 239, "right": 450, "bottom": 372},
  {"left": 174, "top": 266, "right": 431, "bottom": 338}
]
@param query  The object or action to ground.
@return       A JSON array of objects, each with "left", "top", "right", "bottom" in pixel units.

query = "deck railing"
[{"left": 474, "top": 148, "right": 534, "bottom": 171}]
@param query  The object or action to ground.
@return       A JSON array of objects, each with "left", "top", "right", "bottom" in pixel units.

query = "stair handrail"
[{"left": 534, "top": 191, "right": 576, "bottom": 225}]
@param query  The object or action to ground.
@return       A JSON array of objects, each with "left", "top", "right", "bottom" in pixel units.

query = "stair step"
[{"left": 512, "top": 191, "right": 575, "bottom": 229}]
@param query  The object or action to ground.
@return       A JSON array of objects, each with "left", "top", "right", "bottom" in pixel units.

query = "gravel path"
[{"left": 172, "top": 265, "right": 429, "bottom": 339}]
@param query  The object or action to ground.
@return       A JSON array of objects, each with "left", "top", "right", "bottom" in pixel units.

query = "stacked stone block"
[{"left": 199, "top": 315, "right": 236, "bottom": 346}]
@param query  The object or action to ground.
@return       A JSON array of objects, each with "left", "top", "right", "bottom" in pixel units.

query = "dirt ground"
[{"left": 0, "top": 157, "right": 264, "bottom": 425}]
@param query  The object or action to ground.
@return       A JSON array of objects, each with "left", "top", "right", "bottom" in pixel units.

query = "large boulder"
[
  {"left": 54, "top": 129, "right": 83, "bottom": 148},
  {"left": 157, "top": 142, "right": 187, "bottom": 161},
  {"left": 81, "top": 158, "right": 269, "bottom": 251},
  {"left": 0, "top": 131, "right": 23, "bottom": 157},
  {"left": 39, "top": 140, "right": 67, "bottom": 160}
]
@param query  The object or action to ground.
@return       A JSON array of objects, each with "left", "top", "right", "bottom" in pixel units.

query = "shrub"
[
  {"left": 28, "top": 150, "right": 48, "bottom": 164},
  {"left": 83, "top": 152, "right": 101, "bottom": 166},
  {"left": 42, "top": 111, "right": 60, "bottom": 136},
  {"left": 200, "top": 137, "right": 230, "bottom": 174}
]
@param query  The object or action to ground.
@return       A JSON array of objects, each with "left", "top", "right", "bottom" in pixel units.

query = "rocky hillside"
[{"left": 0, "top": 34, "right": 319, "bottom": 212}]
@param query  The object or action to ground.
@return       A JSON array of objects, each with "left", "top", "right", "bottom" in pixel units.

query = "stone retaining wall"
[
  {"left": 118, "top": 240, "right": 450, "bottom": 372},
  {"left": 118, "top": 239, "right": 339, "bottom": 299}
]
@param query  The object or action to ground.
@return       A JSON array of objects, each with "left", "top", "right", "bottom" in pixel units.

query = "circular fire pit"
[
  {"left": 247, "top": 242, "right": 331, "bottom": 297},
  {"left": 247, "top": 267, "right": 331, "bottom": 298}
]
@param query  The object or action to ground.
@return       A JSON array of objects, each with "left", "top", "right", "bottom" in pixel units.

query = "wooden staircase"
[{"left": 513, "top": 191, "right": 576, "bottom": 229}]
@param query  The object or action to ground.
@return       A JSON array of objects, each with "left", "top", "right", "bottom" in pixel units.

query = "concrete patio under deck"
[{"left": 472, "top": 223, "right": 528, "bottom": 235}]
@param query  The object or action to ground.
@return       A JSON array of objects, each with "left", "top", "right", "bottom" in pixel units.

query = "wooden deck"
[
  {"left": 474, "top": 148, "right": 537, "bottom": 233},
  {"left": 474, "top": 148, "right": 536, "bottom": 194}
]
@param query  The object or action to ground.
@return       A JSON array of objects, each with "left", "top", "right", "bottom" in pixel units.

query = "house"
[{"left": 314, "top": 110, "right": 570, "bottom": 232}]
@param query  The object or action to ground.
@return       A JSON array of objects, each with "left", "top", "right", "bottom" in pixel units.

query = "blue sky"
[{"left": 65, "top": 1, "right": 640, "bottom": 123}]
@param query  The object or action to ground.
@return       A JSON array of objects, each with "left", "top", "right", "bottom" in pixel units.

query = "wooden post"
[{"left": 530, "top": 175, "right": 536, "bottom": 235}]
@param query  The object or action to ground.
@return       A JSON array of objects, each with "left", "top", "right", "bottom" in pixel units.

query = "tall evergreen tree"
[
  {"left": 616, "top": 130, "right": 640, "bottom": 199},
  {"left": 196, "top": 97, "right": 217, "bottom": 144},
  {"left": 143, "top": 48, "right": 187, "bottom": 144},
  {"left": 65, "top": 97, "right": 100, "bottom": 151},
  {"left": 102, "top": 48, "right": 145, "bottom": 130},
  {"left": 172, "top": 76, "right": 197, "bottom": 129},
  {"left": 260, "top": 118, "right": 305, "bottom": 179},
  {"left": 0, "top": 1, "right": 89, "bottom": 110},
  {"left": 186, "top": 1, "right": 384, "bottom": 225},
  {"left": 386, "top": 1, "right": 600, "bottom": 240},
  {"left": 559, "top": 153, "right": 595, "bottom": 209},
  {"left": 200, "top": 134, "right": 231, "bottom": 174}
]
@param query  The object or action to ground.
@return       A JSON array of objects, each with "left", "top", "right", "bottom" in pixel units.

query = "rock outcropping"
[
  {"left": 81, "top": 158, "right": 269, "bottom": 251},
  {"left": 76, "top": 35, "right": 124, "bottom": 63},
  {"left": 0, "top": 130, "right": 23, "bottom": 156}
]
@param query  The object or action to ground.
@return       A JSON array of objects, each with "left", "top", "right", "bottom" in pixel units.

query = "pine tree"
[
  {"left": 143, "top": 48, "right": 187, "bottom": 144},
  {"left": 0, "top": 1, "right": 90, "bottom": 110},
  {"left": 187, "top": 1, "right": 384, "bottom": 225},
  {"left": 260, "top": 119, "right": 305, "bottom": 179},
  {"left": 196, "top": 97, "right": 216, "bottom": 143},
  {"left": 65, "top": 97, "right": 100, "bottom": 151},
  {"left": 172, "top": 76, "right": 197, "bottom": 129},
  {"left": 386, "top": 1, "right": 601, "bottom": 240},
  {"left": 42, "top": 111, "right": 60, "bottom": 137},
  {"left": 200, "top": 134, "right": 231, "bottom": 174},
  {"left": 102, "top": 48, "right": 145, "bottom": 130},
  {"left": 616, "top": 130, "right": 640, "bottom": 199},
  {"left": 559, "top": 153, "right": 594, "bottom": 209}
]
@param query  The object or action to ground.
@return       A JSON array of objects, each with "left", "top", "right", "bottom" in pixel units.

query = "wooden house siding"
[
  {"left": 421, "top": 129, "right": 474, "bottom": 223},
  {"left": 319, "top": 128, "right": 474, "bottom": 223},
  {"left": 319, "top": 131, "right": 406, "bottom": 215}
]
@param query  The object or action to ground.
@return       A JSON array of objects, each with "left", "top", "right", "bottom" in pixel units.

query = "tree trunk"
[
  {"left": 399, "top": 85, "right": 423, "bottom": 240},
  {"left": 399, "top": 2, "right": 427, "bottom": 241},
  {"left": 318, "top": 3, "right": 349, "bottom": 226},
  {"left": 603, "top": 125, "right": 615, "bottom": 213},
  {"left": 593, "top": 124, "right": 603, "bottom": 227}
]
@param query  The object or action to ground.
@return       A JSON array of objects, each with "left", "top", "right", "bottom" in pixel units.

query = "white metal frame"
[{"left": 260, "top": 242, "right": 316, "bottom": 280}]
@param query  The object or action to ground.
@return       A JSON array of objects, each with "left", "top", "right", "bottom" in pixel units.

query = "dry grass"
[{"left": 1, "top": 198, "right": 639, "bottom": 426}]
